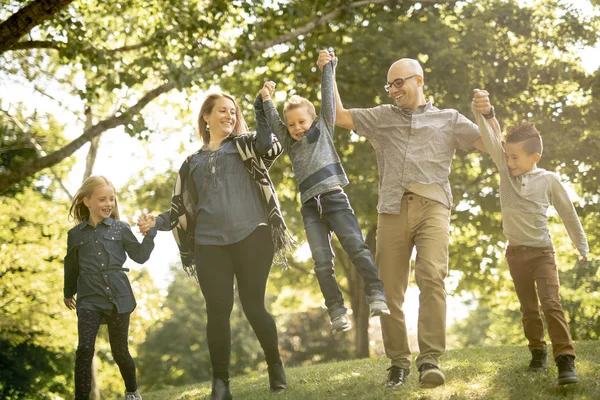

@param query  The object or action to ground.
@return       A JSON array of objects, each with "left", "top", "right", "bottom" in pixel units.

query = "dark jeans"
[
  {"left": 301, "top": 189, "right": 385, "bottom": 313},
  {"left": 194, "top": 225, "right": 282, "bottom": 381},
  {"left": 75, "top": 308, "right": 137, "bottom": 399}
]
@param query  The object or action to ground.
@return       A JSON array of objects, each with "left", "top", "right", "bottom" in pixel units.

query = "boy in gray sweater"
[
  {"left": 255, "top": 59, "right": 389, "bottom": 332},
  {"left": 472, "top": 89, "right": 589, "bottom": 385}
]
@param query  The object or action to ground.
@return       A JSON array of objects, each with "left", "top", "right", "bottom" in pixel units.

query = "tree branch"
[
  {"left": 0, "top": 0, "right": 446, "bottom": 193},
  {"left": 6, "top": 40, "right": 65, "bottom": 51},
  {"left": 0, "top": 0, "right": 75, "bottom": 54}
]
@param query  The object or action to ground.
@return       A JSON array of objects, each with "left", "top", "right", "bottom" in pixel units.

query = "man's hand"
[
  {"left": 137, "top": 214, "right": 156, "bottom": 236},
  {"left": 64, "top": 297, "right": 76, "bottom": 310},
  {"left": 259, "top": 81, "right": 276, "bottom": 100},
  {"left": 472, "top": 88, "right": 492, "bottom": 114},
  {"left": 317, "top": 49, "right": 335, "bottom": 71}
]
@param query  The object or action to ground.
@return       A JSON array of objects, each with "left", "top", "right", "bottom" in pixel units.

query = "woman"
[{"left": 138, "top": 92, "right": 292, "bottom": 400}]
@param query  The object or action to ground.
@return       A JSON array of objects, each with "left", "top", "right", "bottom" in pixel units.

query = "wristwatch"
[{"left": 483, "top": 106, "right": 495, "bottom": 120}]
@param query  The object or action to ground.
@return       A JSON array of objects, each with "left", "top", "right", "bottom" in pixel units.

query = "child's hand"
[
  {"left": 317, "top": 49, "right": 335, "bottom": 70},
  {"left": 259, "top": 81, "right": 276, "bottom": 100},
  {"left": 580, "top": 256, "right": 588, "bottom": 263},
  {"left": 472, "top": 89, "right": 492, "bottom": 115},
  {"left": 64, "top": 297, "right": 76, "bottom": 310},
  {"left": 137, "top": 214, "right": 156, "bottom": 236}
]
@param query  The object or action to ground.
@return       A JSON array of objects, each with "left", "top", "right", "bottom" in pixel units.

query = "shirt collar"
[
  {"left": 79, "top": 217, "right": 114, "bottom": 230},
  {"left": 394, "top": 100, "right": 434, "bottom": 116}
]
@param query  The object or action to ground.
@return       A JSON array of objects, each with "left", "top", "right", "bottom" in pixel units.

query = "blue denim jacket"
[{"left": 63, "top": 217, "right": 156, "bottom": 316}]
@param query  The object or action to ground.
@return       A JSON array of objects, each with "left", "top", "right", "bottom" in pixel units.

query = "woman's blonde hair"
[
  {"left": 69, "top": 176, "right": 120, "bottom": 224},
  {"left": 197, "top": 92, "right": 248, "bottom": 144}
]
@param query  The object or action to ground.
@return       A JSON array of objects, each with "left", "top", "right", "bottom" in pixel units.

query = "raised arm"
[
  {"left": 471, "top": 89, "right": 502, "bottom": 153},
  {"left": 259, "top": 81, "right": 293, "bottom": 150},
  {"left": 550, "top": 175, "right": 589, "bottom": 262},
  {"left": 317, "top": 50, "right": 355, "bottom": 131},
  {"left": 253, "top": 92, "right": 274, "bottom": 157},
  {"left": 320, "top": 59, "right": 336, "bottom": 135}
]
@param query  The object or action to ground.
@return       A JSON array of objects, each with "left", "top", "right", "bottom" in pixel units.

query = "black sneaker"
[
  {"left": 385, "top": 365, "right": 409, "bottom": 387},
  {"left": 528, "top": 349, "right": 547, "bottom": 372},
  {"left": 418, "top": 363, "right": 445, "bottom": 388},
  {"left": 556, "top": 355, "right": 579, "bottom": 385}
]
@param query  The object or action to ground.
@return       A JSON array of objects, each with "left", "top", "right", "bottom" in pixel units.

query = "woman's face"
[{"left": 204, "top": 97, "right": 237, "bottom": 139}]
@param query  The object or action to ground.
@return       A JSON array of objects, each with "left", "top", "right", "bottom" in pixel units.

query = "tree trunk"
[
  {"left": 83, "top": 107, "right": 100, "bottom": 181},
  {"left": 0, "top": 0, "right": 75, "bottom": 53},
  {"left": 348, "top": 273, "right": 370, "bottom": 358}
]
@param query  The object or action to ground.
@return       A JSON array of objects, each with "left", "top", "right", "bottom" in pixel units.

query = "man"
[{"left": 317, "top": 50, "right": 499, "bottom": 388}]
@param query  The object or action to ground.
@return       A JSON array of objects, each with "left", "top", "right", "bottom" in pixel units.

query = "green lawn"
[{"left": 143, "top": 341, "right": 600, "bottom": 399}]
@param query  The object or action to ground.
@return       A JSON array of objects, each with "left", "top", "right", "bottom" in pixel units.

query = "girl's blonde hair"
[
  {"left": 197, "top": 92, "right": 248, "bottom": 144},
  {"left": 69, "top": 176, "right": 120, "bottom": 224}
]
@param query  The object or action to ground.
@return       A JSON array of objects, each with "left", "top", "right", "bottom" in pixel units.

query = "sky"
[{"left": 3, "top": 0, "right": 599, "bottom": 330}]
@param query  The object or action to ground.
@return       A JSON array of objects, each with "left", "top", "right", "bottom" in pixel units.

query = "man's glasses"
[{"left": 384, "top": 75, "right": 418, "bottom": 92}]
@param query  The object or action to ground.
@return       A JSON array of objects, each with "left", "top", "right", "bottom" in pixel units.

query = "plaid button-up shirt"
[{"left": 351, "top": 101, "right": 480, "bottom": 213}]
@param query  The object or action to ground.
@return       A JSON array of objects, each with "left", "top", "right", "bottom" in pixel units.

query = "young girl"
[{"left": 64, "top": 176, "right": 156, "bottom": 400}]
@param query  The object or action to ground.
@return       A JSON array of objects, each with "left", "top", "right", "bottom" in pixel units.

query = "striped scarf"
[{"left": 159, "top": 133, "right": 293, "bottom": 279}]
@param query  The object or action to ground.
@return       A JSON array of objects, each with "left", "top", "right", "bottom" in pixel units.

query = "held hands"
[
  {"left": 317, "top": 49, "right": 335, "bottom": 70},
  {"left": 259, "top": 81, "right": 276, "bottom": 101},
  {"left": 64, "top": 297, "right": 76, "bottom": 310},
  {"left": 472, "top": 89, "right": 492, "bottom": 115},
  {"left": 137, "top": 213, "right": 156, "bottom": 236}
]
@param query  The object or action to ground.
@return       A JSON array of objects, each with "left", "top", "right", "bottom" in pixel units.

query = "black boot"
[
  {"left": 209, "top": 378, "right": 232, "bottom": 400},
  {"left": 556, "top": 355, "right": 579, "bottom": 385},
  {"left": 268, "top": 364, "right": 287, "bottom": 393},
  {"left": 528, "top": 349, "right": 547, "bottom": 372}
]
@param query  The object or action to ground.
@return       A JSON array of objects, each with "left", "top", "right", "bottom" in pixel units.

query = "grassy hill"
[{"left": 143, "top": 341, "right": 600, "bottom": 399}]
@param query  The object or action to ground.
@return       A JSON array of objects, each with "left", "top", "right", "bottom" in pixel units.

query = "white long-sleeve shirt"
[{"left": 473, "top": 109, "right": 589, "bottom": 259}]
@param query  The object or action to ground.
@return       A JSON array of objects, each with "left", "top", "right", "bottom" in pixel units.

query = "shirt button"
[
  {"left": 101, "top": 263, "right": 105, "bottom": 267},
  {"left": 96, "top": 240, "right": 98, "bottom": 243},
  {"left": 106, "top": 286, "right": 110, "bottom": 290},
  {"left": 98, "top": 252, "right": 101, "bottom": 255}
]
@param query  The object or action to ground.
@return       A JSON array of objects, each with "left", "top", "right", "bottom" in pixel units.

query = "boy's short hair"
[
  {"left": 505, "top": 121, "right": 543, "bottom": 155},
  {"left": 283, "top": 95, "right": 317, "bottom": 120}
]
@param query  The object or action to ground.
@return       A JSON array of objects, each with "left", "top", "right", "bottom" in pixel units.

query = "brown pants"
[
  {"left": 506, "top": 245, "right": 575, "bottom": 359},
  {"left": 377, "top": 194, "right": 450, "bottom": 369}
]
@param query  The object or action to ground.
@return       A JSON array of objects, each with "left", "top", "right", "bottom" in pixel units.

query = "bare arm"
[
  {"left": 318, "top": 50, "right": 355, "bottom": 131},
  {"left": 472, "top": 89, "right": 501, "bottom": 153}
]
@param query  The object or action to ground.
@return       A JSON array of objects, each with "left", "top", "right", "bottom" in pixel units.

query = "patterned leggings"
[{"left": 75, "top": 308, "right": 137, "bottom": 399}]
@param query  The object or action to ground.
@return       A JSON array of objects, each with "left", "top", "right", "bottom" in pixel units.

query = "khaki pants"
[
  {"left": 377, "top": 194, "right": 450, "bottom": 369},
  {"left": 506, "top": 245, "right": 575, "bottom": 359}
]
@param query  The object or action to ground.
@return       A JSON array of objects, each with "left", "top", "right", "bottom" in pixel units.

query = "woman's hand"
[
  {"left": 64, "top": 297, "right": 76, "bottom": 310},
  {"left": 137, "top": 214, "right": 156, "bottom": 235}
]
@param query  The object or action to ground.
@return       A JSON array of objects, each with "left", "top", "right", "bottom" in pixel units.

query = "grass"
[{"left": 143, "top": 341, "right": 600, "bottom": 399}]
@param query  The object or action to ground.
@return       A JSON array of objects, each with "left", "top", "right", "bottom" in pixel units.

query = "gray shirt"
[
  {"left": 350, "top": 102, "right": 480, "bottom": 213},
  {"left": 474, "top": 110, "right": 589, "bottom": 258},
  {"left": 189, "top": 139, "right": 268, "bottom": 245},
  {"left": 262, "top": 61, "right": 349, "bottom": 204}
]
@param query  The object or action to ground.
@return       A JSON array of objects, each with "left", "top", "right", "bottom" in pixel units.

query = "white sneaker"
[
  {"left": 125, "top": 389, "right": 142, "bottom": 400},
  {"left": 331, "top": 313, "right": 352, "bottom": 332},
  {"left": 369, "top": 300, "right": 390, "bottom": 317}
]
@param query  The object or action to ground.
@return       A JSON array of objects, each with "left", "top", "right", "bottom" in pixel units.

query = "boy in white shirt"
[{"left": 472, "top": 89, "right": 589, "bottom": 385}]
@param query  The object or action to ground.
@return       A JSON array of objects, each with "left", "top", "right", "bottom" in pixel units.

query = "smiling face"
[
  {"left": 285, "top": 106, "right": 315, "bottom": 141},
  {"left": 386, "top": 59, "right": 425, "bottom": 110},
  {"left": 504, "top": 141, "right": 540, "bottom": 176},
  {"left": 83, "top": 184, "right": 116, "bottom": 225},
  {"left": 204, "top": 97, "right": 237, "bottom": 138}
]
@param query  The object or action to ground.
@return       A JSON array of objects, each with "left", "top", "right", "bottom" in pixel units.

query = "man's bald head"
[
  {"left": 387, "top": 58, "right": 424, "bottom": 83},
  {"left": 386, "top": 58, "right": 426, "bottom": 110}
]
